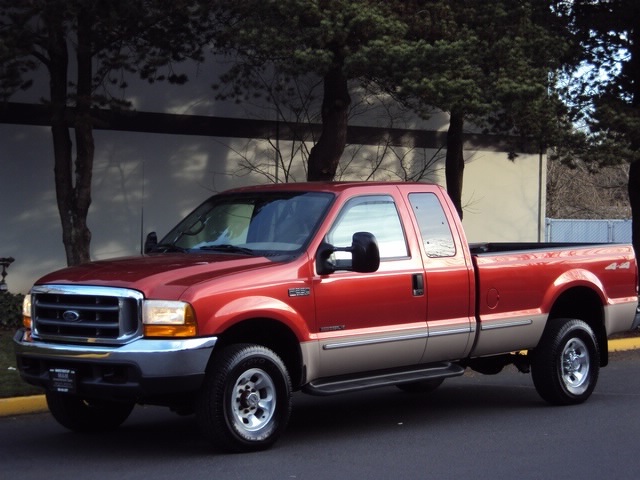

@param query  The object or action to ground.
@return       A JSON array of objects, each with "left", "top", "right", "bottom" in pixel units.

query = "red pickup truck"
[{"left": 14, "top": 182, "right": 640, "bottom": 452}]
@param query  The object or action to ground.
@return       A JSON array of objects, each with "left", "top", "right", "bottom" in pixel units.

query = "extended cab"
[{"left": 14, "top": 182, "right": 640, "bottom": 452}]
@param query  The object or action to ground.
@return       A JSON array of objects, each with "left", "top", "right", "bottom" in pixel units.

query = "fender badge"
[
  {"left": 320, "top": 325, "right": 346, "bottom": 332},
  {"left": 288, "top": 287, "right": 310, "bottom": 297}
]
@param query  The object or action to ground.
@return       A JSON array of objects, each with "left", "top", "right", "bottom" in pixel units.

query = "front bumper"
[{"left": 13, "top": 329, "right": 217, "bottom": 401}]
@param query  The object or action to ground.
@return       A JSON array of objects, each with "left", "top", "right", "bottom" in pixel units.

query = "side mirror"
[
  {"left": 144, "top": 232, "right": 158, "bottom": 254},
  {"left": 316, "top": 232, "right": 380, "bottom": 275},
  {"left": 350, "top": 232, "right": 381, "bottom": 273}
]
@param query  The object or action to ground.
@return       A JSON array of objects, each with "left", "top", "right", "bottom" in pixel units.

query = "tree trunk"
[
  {"left": 70, "top": 5, "right": 94, "bottom": 265},
  {"left": 629, "top": 161, "right": 640, "bottom": 291},
  {"left": 307, "top": 66, "right": 351, "bottom": 181},
  {"left": 46, "top": 6, "right": 93, "bottom": 266},
  {"left": 445, "top": 110, "right": 465, "bottom": 219}
]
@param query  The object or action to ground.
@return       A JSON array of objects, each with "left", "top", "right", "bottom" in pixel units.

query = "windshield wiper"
[
  {"left": 198, "top": 244, "right": 255, "bottom": 255},
  {"left": 148, "top": 243, "right": 188, "bottom": 253}
]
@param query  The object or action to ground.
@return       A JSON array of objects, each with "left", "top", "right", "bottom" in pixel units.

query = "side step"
[{"left": 303, "top": 362, "right": 465, "bottom": 396}]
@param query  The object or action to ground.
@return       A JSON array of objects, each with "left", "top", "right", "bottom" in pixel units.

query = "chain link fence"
[{"left": 545, "top": 218, "right": 632, "bottom": 243}]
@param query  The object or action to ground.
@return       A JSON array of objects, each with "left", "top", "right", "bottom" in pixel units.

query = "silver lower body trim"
[
  {"left": 480, "top": 319, "right": 533, "bottom": 331},
  {"left": 323, "top": 331, "right": 429, "bottom": 350}
]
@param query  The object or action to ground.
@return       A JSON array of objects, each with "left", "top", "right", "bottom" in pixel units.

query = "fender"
[
  {"left": 198, "top": 295, "right": 313, "bottom": 341},
  {"left": 541, "top": 268, "right": 607, "bottom": 313}
]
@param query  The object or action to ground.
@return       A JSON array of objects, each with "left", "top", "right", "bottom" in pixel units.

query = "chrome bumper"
[{"left": 13, "top": 329, "right": 217, "bottom": 399}]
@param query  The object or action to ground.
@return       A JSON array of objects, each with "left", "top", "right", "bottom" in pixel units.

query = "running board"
[{"left": 303, "top": 362, "right": 465, "bottom": 396}]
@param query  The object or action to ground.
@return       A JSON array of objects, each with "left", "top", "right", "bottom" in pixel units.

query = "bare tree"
[{"left": 215, "top": 75, "right": 445, "bottom": 185}]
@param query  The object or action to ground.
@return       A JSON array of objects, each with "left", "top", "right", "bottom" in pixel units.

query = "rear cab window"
[{"left": 408, "top": 192, "right": 456, "bottom": 258}]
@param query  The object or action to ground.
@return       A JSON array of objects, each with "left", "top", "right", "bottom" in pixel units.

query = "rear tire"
[
  {"left": 196, "top": 344, "right": 292, "bottom": 453},
  {"left": 46, "top": 392, "right": 134, "bottom": 432},
  {"left": 530, "top": 318, "right": 600, "bottom": 405}
]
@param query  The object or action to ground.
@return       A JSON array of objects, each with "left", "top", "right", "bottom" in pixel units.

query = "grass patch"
[{"left": 0, "top": 330, "right": 42, "bottom": 399}]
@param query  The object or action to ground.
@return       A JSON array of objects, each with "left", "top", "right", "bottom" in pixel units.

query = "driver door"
[{"left": 313, "top": 194, "right": 428, "bottom": 378}]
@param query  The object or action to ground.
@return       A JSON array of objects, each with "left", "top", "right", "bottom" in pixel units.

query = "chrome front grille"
[{"left": 31, "top": 285, "right": 143, "bottom": 344}]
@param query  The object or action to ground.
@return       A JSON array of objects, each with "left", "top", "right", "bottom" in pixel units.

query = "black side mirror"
[
  {"left": 144, "top": 232, "right": 158, "bottom": 254},
  {"left": 350, "top": 232, "right": 380, "bottom": 272},
  {"left": 316, "top": 232, "right": 380, "bottom": 275}
]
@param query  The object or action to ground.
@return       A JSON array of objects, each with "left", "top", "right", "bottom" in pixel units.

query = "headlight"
[
  {"left": 142, "top": 300, "right": 197, "bottom": 337},
  {"left": 22, "top": 294, "right": 32, "bottom": 329}
]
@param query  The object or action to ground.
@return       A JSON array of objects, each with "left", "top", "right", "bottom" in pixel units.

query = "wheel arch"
[
  {"left": 547, "top": 286, "right": 608, "bottom": 366},
  {"left": 212, "top": 317, "right": 305, "bottom": 389}
]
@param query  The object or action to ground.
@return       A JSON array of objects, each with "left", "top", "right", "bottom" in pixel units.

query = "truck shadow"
[
  {"left": 10, "top": 376, "right": 548, "bottom": 459},
  {"left": 285, "top": 377, "right": 543, "bottom": 442}
]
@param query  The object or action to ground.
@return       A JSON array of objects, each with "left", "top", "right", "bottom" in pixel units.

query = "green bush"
[{"left": 0, "top": 291, "right": 24, "bottom": 330}]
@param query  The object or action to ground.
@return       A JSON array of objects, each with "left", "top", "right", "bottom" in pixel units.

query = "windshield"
[{"left": 158, "top": 191, "right": 334, "bottom": 255}]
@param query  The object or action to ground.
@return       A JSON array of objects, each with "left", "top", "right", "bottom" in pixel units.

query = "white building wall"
[
  {"left": 463, "top": 150, "right": 546, "bottom": 243},
  {"left": 0, "top": 58, "right": 546, "bottom": 293},
  {"left": 1, "top": 122, "right": 546, "bottom": 294}
]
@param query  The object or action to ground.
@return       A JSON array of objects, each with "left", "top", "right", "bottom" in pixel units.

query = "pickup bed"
[{"left": 14, "top": 182, "right": 640, "bottom": 452}]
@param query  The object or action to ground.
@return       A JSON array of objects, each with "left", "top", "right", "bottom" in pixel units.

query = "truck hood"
[{"left": 35, "top": 253, "right": 278, "bottom": 299}]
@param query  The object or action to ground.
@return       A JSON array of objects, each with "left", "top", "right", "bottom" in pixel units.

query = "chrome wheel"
[
  {"left": 531, "top": 318, "right": 600, "bottom": 405},
  {"left": 196, "top": 344, "right": 292, "bottom": 452},
  {"left": 560, "top": 337, "right": 590, "bottom": 395},
  {"left": 231, "top": 368, "right": 276, "bottom": 433}
]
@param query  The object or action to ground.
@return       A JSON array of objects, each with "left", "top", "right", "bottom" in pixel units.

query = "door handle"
[{"left": 412, "top": 273, "right": 424, "bottom": 296}]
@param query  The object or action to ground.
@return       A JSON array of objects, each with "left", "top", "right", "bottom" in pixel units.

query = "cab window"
[
  {"left": 327, "top": 195, "right": 408, "bottom": 259},
  {"left": 408, "top": 193, "right": 456, "bottom": 257}
]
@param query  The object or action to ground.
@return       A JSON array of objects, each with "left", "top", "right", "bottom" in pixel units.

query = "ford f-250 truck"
[{"left": 14, "top": 182, "right": 640, "bottom": 452}]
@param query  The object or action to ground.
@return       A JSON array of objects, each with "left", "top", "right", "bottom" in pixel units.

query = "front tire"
[
  {"left": 196, "top": 344, "right": 292, "bottom": 453},
  {"left": 46, "top": 392, "right": 134, "bottom": 432},
  {"left": 530, "top": 318, "right": 600, "bottom": 405}
]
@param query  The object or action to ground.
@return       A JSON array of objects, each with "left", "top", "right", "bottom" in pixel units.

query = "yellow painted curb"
[
  {"left": 0, "top": 394, "right": 47, "bottom": 417},
  {"left": 609, "top": 337, "right": 640, "bottom": 352}
]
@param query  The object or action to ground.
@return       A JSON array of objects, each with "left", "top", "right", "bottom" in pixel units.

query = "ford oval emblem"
[{"left": 62, "top": 310, "right": 81, "bottom": 322}]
